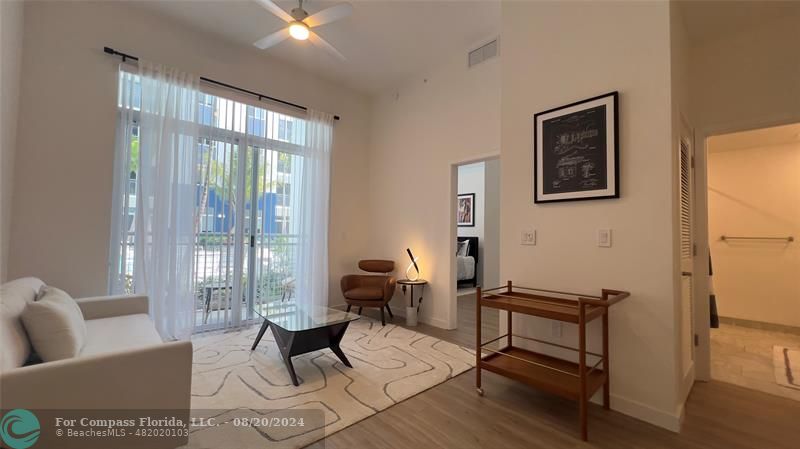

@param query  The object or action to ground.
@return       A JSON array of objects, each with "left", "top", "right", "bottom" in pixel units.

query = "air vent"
[{"left": 468, "top": 39, "right": 498, "bottom": 68}]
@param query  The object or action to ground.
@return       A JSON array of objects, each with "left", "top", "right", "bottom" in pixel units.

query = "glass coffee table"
[{"left": 250, "top": 301, "right": 360, "bottom": 386}]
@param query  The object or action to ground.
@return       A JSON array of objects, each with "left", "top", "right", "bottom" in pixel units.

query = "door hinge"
[
  {"left": 250, "top": 235, "right": 255, "bottom": 248},
  {"left": 691, "top": 155, "right": 695, "bottom": 168},
  {"left": 692, "top": 243, "right": 697, "bottom": 256},
  {"left": 694, "top": 334, "right": 699, "bottom": 347}
]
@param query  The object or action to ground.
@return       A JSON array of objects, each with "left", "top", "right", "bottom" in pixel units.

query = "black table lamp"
[{"left": 405, "top": 248, "right": 421, "bottom": 281}]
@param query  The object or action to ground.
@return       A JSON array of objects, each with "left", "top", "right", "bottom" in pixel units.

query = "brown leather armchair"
[{"left": 341, "top": 260, "right": 396, "bottom": 326}]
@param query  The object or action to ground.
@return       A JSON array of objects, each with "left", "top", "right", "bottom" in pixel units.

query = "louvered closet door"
[{"left": 679, "top": 131, "right": 695, "bottom": 370}]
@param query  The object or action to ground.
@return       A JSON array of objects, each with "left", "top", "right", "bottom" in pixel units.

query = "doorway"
[
  {"left": 704, "top": 122, "right": 800, "bottom": 401},
  {"left": 451, "top": 157, "right": 500, "bottom": 331}
]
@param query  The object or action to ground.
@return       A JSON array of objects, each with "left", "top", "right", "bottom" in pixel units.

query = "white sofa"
[{"left": 0, "top": 278, "right": 192, "bottom": 413}]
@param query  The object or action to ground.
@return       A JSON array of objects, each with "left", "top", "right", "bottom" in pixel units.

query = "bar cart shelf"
[{"left": 475, "top": 282, "right": 630, "bottom": 441}]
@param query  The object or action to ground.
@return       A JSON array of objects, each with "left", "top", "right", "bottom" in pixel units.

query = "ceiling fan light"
[{"left": 289, "top": 21, "right": 309, "bottom": 40}]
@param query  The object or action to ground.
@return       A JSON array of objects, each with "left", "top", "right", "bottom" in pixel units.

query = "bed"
[{"left": 457, "top": 236, "right": 479, "bottom": 288}]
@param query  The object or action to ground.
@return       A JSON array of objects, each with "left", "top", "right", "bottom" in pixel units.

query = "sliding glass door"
[
  {"left": 113, "top": 71, "right": 308, "bottom": 333},
  {"left": 193, "top": 138, "right": 246, "bottom": 330},
  {"left": 193, "top": 102, "right": 305, "bottom": 331}
]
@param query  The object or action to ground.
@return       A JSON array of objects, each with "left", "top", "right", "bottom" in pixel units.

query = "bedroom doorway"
[{"left": 453, "top": 157, "right": 500, "bottom": 330}]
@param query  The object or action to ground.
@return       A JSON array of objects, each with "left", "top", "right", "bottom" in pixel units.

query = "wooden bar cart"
[{"left": 475, "top": 281, "right": 630, "bottom": 441}]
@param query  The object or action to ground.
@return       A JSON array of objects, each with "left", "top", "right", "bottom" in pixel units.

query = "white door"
[{"left": 679, "top": 125, "right": 696, "bottom": 382}]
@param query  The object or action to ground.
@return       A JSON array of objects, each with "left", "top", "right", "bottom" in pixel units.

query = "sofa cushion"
[
  {"left": 344, "top": 286, "right": 384, "bottom": 300},
  {"left": 81, "top": 314, "right": 163, "bottom": 357},
  {"left": 0, "top": 278, "right": 45, "bottom": 371},
  {"left": 21, "top": 286, "right": 87, "bottom": 362}
]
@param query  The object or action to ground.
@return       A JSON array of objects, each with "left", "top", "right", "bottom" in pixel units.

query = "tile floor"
[{"left": 711, "top": 323, "right": 800, "bottom": 401}]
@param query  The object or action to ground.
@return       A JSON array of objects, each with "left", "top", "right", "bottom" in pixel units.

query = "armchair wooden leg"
[
  {"left": 346, "top": 304, "right": 352, "bottom": 313},
  {"left": 385, "top": 304, "right": 393, "bottom": 318},
  {"left": 380, "top": 307, "right": 385, "bottom": 326}
]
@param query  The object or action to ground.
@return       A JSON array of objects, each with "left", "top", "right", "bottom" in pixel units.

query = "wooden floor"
[{"left": 314, "top": 299, "right": 800, "bottom": 449}]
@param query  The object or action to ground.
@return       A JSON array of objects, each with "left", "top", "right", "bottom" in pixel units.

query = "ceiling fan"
[{"left": 253, "top": 0, "right": 353, "bottom": 60}]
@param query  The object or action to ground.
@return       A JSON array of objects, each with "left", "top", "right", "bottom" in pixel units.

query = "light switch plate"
[
  {"left": 598, "top": 229, "right": 612, "bottom": 247},
  {"left": 521, "top": 229, "right": 536, "bottom": 245}
]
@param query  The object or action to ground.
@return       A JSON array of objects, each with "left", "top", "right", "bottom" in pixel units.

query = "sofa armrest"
[
  {"left": 76, "top": 294, "right": 149, "bottom": 320},
  {"left": 0, "top": 340, "right": 192, "bottom": 410}
]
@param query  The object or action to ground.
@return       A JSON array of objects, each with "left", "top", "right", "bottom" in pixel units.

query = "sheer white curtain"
[
  {"left": 111, "top": 61, "right": 200, "bottom": 340},
  {"left": 293, "top": 109, "right": 334, "bottom": 309},
  {"left": 108, "top": 68, "right": 137, "bottom": 296}
]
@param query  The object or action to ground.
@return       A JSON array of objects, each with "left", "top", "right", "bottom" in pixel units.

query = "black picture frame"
[
  {"left": 533, "top": 91, "right": 619, "bottom": 203},
  {"left": 457, "top": 193, "right": 475, "bottom": 227}
]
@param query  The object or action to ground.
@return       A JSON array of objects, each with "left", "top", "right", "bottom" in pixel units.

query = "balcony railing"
[{"left": 120, "top": 231, "right": 299, "bottom": 331}]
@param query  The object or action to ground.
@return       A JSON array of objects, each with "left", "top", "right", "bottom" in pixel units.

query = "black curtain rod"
[{"left": 103, "top": 46, "right": 340, "bottom": 121}]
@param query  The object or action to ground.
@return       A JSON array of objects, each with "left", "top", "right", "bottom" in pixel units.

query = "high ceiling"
[{"left": 136, "top": 0, "right": 500, "bottom": 95}]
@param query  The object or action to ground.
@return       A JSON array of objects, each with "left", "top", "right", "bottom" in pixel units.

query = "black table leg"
[
  {"left": 328, "top": 322, "right": 353, "bottom": 367},
  {"left": 329, "top": 344, "right": 352, "bottom": 368},
  {"left": 270, "top": 324, "right": 300, "bottom": 386},
  {"left": 251, "top": 319, "right": 270, "bottom": 350}
]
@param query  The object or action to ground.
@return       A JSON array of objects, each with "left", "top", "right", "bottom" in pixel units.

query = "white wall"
[
  {"left": 458, "top": 162, "right": 485, "bottom": 284},
  {"left": 8, "top": 1, "right": 371, "bottom": 301},
  {"left": 690, "top": 13, "right": 800, "bottom": 134},
  {"left": 707, "top": 142, "right": 800, "bottom": 328},
  {"left": 367, "top": 30, "right": 500, "bottom": 328},
  {"left": 501, "top": 1, "right": 681, "bottom": 431},
  {"left": 690, "top": 10, "right": 800, "bottom": 381},
  {"left": 483, "top": 158, "right": 500, "bottom": 289},
  {"left": 0, "top": 0, "right": 24, "bottom": 282}
]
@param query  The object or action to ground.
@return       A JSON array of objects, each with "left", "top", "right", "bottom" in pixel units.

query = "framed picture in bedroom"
[
  {"left": 457, "top": 193, "right": 475, "bottom": 227},
  {"left": 534, "top": 91, "right": 619, "bottom": 203}
]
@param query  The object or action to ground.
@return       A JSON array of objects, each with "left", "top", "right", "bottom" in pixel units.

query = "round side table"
[{"left": 397, "top": 279, "right": 427, "bottom": 326}]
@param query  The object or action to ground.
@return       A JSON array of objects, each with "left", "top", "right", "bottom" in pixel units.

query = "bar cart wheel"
[{"left": 476, "top": 388, "right": 484, "bottom": 396}]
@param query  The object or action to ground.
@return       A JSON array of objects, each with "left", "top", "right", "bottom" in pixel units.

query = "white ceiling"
[
  {"left": 709, "top": 122, "right": 800, "bottom": 153},
  {"left": 136, "top": 0, "right": 500, "bottom": 95},
  {"left": 677, "top": 0, "right": 800, "bottom": 45}
]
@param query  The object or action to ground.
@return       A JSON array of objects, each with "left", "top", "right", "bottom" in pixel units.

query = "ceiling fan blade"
[
  {"left": 254, "top": 28, "right": 291, "bottom": 49},
  {"left": 308, "top": 31, "right": 346, "bottom": 61},
  {"left": 304, "top": 3, "right": 353, "bottom": 28},
  {"left": 254, "top": 0, "right": 294, "bottom": 23}
]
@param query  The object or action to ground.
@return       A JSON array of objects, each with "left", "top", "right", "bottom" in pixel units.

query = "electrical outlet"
[
  {"left": 551, "top": 321, "right": 563, "bottom": 338},
  {"left": 521, "top": 229, "right": 536, "bottom": 245},
  {"left": 598, "top": 229, "right": 612, "bottom": 247}
]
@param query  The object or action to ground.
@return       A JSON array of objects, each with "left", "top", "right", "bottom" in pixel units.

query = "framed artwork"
[
  {"left": 457, "top": 193, "right": 475, "bottom": 227},
  {"left": 534, "top": 91, "right": 619, "bottom": 203}
]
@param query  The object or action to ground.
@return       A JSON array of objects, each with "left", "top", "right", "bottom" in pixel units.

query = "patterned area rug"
[
  {"left": 774, "top": 346, "right": 800, "bottom": 391},
  {"left": 187, "top": 318, "right": 474, "bottom": 448}
]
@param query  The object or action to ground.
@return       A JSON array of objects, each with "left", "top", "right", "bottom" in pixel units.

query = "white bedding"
[{"left": 457, "top": 255, "right": 475, "bottom": 281}]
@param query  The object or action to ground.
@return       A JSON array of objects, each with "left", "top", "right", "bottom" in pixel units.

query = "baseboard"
[
  {"left": 610, "top": 393, "right": 683, "bottom": 433},
  {"left": 681, "top": 362, "right": 695, "bottom": 403},
  {"left": 329, "top": 304, "right": 450, "bottom": 330},
  {"left": 719, "top": 316, "right": 800, "bottom": 335},
  {"left": 420, "top": 315, "right": 451, "bottom": 329},
  {"left": 385, "top": 306, "right": 452, "bottom": 330}
]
